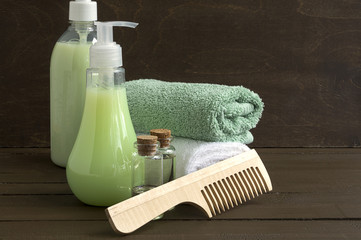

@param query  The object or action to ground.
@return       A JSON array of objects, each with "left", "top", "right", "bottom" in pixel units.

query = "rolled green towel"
[{"left": 124, "top": 79, "right": 264, "bottom": 143}]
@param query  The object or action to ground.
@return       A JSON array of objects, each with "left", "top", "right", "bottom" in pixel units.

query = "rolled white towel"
[{"left": 172, "top": 137, "right": 250, "bottom": 177}]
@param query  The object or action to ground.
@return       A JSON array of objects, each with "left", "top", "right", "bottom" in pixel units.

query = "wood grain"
[
  {"left": 0, "top": 148, "right": 361, "bottom": 239},
  {"left": 1, "top": 191, "right": 361, "bottom": 221},
  {"left": 1, "top": 221, "right": 361, "bottom": 240},
  {"left": 0, "top": 0, "right": 360, "bottom": 147}
]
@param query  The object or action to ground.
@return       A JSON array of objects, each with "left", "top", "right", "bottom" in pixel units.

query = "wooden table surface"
[{"left": 1, "top": 148, "right": 360, "bottom": 239}]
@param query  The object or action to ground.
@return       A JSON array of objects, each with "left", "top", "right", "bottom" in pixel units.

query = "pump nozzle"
[
  {"left": 95, "top": 21, "right": 138, "bottom": 44},
  {"left": 90, "top": 21, "right": 138, "bottom": 68}
]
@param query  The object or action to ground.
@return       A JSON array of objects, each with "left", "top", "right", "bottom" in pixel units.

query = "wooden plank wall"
[{"left": 0, "top": 0, "right": 360, "bottom": 147}]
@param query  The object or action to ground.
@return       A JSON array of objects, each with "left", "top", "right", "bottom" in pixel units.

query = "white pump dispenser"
[{"left": 90, "top": 21, "right": 138, "bottom": 68}]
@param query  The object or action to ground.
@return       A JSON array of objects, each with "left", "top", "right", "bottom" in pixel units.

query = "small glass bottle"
[
  {"left": 132, "top": 135, "right": 164, "bottom": 219},
  {"left": 150, "top": 129, "right": 176, "bottom": 182}
]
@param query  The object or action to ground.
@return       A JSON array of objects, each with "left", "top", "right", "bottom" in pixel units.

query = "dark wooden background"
[{"left": 0, "top": 0, "right": 360, "bottom": 148}]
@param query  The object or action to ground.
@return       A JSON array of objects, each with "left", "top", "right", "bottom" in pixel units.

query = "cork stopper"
[
  {"left": 150, "top": 129, "right": 171, "bottom": 148},
  {"left": 136, "top": 135, "right": 158, "bottom": 156}
]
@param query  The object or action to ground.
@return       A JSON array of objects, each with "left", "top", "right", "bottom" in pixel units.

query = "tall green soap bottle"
[
  {"left": 50, "top": 0, "right": 97, "bottom": 167},
  {"left": 67, "top": 21, "right": 138, "bottom": 206}
]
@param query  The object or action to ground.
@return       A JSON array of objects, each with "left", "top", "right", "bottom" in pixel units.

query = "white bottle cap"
[
  {"left": 90, "top": 21, "right": 138, "bottom": 68},
  {"left": 69, "top": 0, "right": 97, "bottom": 21}
]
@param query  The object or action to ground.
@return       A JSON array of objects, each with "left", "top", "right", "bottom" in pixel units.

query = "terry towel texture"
[
  {"left": 125, "top": 79, "right": 264, "bottom": 143},
  {"left": 171, "top": 137, "right": 251, "bottom": 177}
]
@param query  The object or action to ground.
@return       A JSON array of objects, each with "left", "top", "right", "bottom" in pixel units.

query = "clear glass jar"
[
  {"left": 150, "top": 129, "right": 176, "bottom": 182},
  {"left": 132, "top": 135, "right": 164, "bottom": 219}
]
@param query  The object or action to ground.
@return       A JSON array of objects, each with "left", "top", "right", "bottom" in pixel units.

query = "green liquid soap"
[
  {"left": 50, "top": 42, "right": 91, "bottom": 167},
  {"left": 66, "top": 86, "right": 136, "bottom": 206}
]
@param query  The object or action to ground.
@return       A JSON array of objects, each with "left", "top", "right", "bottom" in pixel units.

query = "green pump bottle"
[{"left": 66, "top": 21, "right": 138, "bottom": 206}]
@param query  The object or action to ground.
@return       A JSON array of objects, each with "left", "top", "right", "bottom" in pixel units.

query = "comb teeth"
[{"left": 201, "top": 167, "right": 269, "bottom": 217}]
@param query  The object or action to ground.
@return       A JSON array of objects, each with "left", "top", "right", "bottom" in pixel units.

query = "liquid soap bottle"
[
  {"left": 50, "top": 0, "right": 97, "bottom": 167},
  {"left": 66, "top": 21, "right": 138, "bottom": 206}
]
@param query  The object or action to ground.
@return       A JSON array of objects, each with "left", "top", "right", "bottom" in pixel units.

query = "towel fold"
[
  {"left": 125, "top": 79, "right": 264, "bottom": 143},
  {"left": 171, "top": 137, "right": 250, "bottom": 177}
]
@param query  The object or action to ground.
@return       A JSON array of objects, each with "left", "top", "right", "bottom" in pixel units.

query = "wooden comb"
[{"left": 106, "top": 149, "right": 272, "bottom": 234}]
